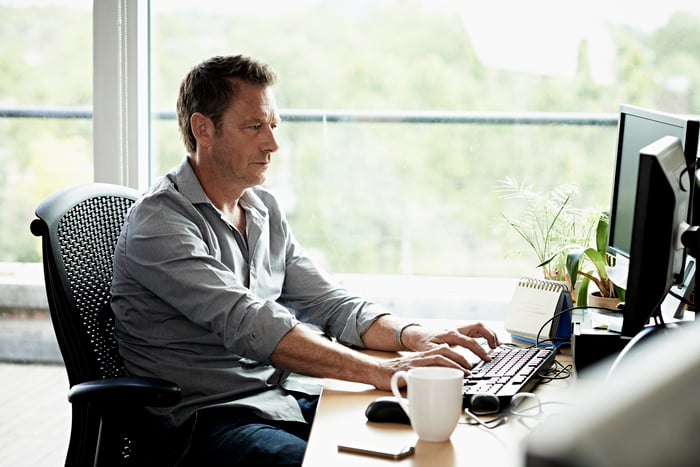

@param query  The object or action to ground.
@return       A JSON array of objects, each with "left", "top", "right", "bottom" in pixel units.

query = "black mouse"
[
  {"left": 365, "top": 396, "right": 411, "bottom": 424},
  {"left": 467, "top": 393, "right": 501, "bottom": 415}
]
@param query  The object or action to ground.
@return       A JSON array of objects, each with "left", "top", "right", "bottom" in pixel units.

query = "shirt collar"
[
  {"left": 169, "top": 157, "right": 210, "bottom": 205},
  {"left": 169, "top": 156, "right": 269, "bottom": 217}
]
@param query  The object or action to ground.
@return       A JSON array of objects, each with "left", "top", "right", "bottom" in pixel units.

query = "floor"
[{"left": 0, "top": 362, "right": 70, "bottom": 466}]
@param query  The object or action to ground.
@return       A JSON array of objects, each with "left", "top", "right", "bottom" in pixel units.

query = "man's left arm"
[
  {"left": 269, "top": 316, "right": 500, "bottom": 391},
  {"left": 279, "top": 249, "right": 500, "bottom": 359}
]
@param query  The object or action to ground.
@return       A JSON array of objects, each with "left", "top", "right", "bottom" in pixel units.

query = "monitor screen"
[
  {"left": 621, "top": 136, "right": 692, "bottom": 338},
  {"left": 607, "top": 105, "right": 699, "bottom": 260}
]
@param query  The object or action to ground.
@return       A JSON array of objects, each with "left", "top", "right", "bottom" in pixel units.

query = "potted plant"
[
  {"left": 566, "top": 211, "right": 626, "bottom": 309},
  {"left": 497, "top": 177, "right": 594, "bottom": 282}
]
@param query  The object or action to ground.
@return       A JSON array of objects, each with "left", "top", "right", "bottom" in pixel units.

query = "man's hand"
[
  {"left": 359, "top": 317, "right": 502, "bottom": 390},
  {"left": 401, "top": 322, "right": 500, "bottom": 362},
  {"left": 369, "top": 345, "right": 474, "bottom": 391},
  {"left": 270, "top": 317, "right": 502, "bottom": 394}
]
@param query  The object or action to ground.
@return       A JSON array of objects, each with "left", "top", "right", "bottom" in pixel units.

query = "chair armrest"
[{"left": 68, "top": 376, "right": 181, "bottom": 408}]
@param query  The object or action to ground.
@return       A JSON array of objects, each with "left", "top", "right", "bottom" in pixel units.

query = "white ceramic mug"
[{"left": 390, "top": 366, "right": 463, "bottom": 442}]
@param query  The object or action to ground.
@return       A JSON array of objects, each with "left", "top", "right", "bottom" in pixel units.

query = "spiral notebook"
[{"left": 505, "top": 277, "right": 572, "bottom": 345}]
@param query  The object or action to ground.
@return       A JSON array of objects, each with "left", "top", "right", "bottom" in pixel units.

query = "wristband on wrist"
[{"left": 395, "top": 323, "right": 421, "bottom": 351}]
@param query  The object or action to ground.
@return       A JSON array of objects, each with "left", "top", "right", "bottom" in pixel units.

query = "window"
[
  {"left": 149, "top": 1, "right": 699, "bottom": 283},
  {"left": 0, "top": 0, "right": 93, "bottom": 264},
  {"left": 2, "top": 0, "right": 700, "bottom": 326},
  {"left": 0, "top": 0, "right": 92, "bottom": 361}
]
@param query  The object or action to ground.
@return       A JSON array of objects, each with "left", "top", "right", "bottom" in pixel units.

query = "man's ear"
[{"left": 191, "top": 112, "right": 214, "bottom": 145}]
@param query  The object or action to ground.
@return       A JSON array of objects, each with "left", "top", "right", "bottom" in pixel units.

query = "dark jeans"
[{"left": 182, "top": 395, "right": 319, "bottom": 467}]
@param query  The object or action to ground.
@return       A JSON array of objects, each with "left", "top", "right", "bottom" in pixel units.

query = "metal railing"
[
  {"left": 0, "top": 107, "right": 93, "bottom": 119},
  {"left": 0, "top": 107, "right": 619, "bottom": 126}
]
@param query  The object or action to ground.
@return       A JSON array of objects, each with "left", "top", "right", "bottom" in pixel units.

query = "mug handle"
[{"left": 389, "top": 370, "right": 411, "bottom": 417}]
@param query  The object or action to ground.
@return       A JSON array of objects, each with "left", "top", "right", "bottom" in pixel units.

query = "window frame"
[{"left": 93, "top": 0, "right": 150, "bottom": 190}]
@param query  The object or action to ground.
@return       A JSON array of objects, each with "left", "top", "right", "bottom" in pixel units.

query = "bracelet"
[{"left": 395, "top": 323, "right": 421, "bottom": 351}]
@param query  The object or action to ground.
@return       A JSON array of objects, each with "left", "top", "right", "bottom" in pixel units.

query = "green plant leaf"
[
  {"left": 576, "top": 246, "right": 618, "bottom": 297},
  {"left": 537, "top": 251, "right": 559, "bottom": 268},
  {"left": 566, "top": 249, "right": 583, "bottom": 292},
  {"left": 614, "top": 284, "right": 626, "bottom": 302},
  {"left": 582, "top": 247, "right": 609, "bottom": 282},
  {"left": 501, "top": 213, "right": 546, "bottom": 264},
  {"left": 595, "top": 211, "right": 610, "bottom": 254},
  {"left": 577, "top": 275, "right": 590, "bottom": 306}
]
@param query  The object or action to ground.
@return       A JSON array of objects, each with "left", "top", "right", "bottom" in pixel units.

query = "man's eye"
[{"left": 249, "top": 124, "right": 262, "bottom": 130}]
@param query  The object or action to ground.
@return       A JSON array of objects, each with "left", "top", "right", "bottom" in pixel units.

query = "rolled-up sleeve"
[
  {"left": 116, "top": 190, "right": 299, "bottom": 363},
  {"left": 277, "top": 233, "right": 390, "bottom": 348},
  {"left": 113, "top": 159, "right": 395, "bottom": 428}
]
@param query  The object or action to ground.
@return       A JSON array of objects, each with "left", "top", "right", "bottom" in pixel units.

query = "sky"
[{"left": 462, "top": 1, "right": 699, "bottom": 82}]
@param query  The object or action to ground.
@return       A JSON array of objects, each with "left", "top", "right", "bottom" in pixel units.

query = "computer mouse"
[
  {"left": 468, "top": 393, "right": 501, "bottom": 415},
  {"left": 365, "top": 396, "right": 411, "bottom": 424}
]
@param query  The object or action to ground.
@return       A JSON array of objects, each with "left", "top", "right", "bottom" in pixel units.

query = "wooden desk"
[{"left": 302, "top": 327, "right": 574, "bottom": 466}]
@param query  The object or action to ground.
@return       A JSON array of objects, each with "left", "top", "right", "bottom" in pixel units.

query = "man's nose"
[{"left": 262, "top": 127, "right": 279, "bottom": 154}]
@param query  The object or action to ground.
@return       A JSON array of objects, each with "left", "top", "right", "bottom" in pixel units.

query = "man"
[{"left": 111, "top": 54, "right": 499, "bottom": 466}]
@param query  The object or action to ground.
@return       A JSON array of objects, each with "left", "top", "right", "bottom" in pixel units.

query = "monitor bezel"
[
  {"left": 621, "top": 136, "right": 692, "bottom": 338},
  {"left": 607, "top": 104, "right": 699, "bottom": 261}
]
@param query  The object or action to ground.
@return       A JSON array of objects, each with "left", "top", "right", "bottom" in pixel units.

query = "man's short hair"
[{"left": 176, "top": 55, "right": 278, "bottom": 154}]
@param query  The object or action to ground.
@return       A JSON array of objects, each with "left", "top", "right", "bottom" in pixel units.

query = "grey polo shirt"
[{"left": 111, "top": 157, "right": 388, "bottom": 428}]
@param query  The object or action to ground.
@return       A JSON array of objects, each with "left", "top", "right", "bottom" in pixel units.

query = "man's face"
[{"left": 208, "top": 81, "right": 281, "bottom": 190}]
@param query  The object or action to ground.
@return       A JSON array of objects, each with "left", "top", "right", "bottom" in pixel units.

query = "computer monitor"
[
  {"left": 620, "top": 136, "right": 692, "bottom": 338},
  {"left": 607, "top": 105, "right": 699, "bottom": 260}
]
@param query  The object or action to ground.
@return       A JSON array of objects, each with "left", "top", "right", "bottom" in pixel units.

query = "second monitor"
[{"left": 621, "top": 135, "right": 692, "bottom": 338}]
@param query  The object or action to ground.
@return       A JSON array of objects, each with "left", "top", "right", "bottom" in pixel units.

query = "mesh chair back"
[
  {"left": 32, "top": 183, "right": 138, "bottom": 383},
  {"left": 31, "top": 183, "right": 140, "bottom": 465}
]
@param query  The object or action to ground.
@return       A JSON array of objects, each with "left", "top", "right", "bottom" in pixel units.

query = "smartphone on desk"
[{"left": 338, "top": 441, "right": 415, "bottom": 459}]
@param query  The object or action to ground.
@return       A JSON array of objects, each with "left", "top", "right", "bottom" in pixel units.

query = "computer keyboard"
[{"left": 463, "top": 346, "right": 557, "bottom": 409}]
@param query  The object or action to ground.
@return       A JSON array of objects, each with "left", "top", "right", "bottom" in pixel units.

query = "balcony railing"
[
  {"left": 1, "top": 107, "right": 619, "bottom": 126},
  {"left": 0, "top": 106, "right": 620, "bottom": 362}
]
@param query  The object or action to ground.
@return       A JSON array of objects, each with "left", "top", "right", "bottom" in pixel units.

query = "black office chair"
[{"left": 30, "top": 183, "right": 182, "bottom": 467}]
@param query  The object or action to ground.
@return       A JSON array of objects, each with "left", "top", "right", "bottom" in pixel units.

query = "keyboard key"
[{"left": 463, "top": 346, "right": 556, "bottom": 409}]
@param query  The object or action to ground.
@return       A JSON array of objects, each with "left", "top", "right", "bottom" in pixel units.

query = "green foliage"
[
  {"left": 566, "top": 212, "right": 626, "bottom": 305},
  {"left": 496, "top": 177, "right": 597, "bottom": 281},
  {"left": 3, "top": 2, "right": 700, "bottom": 275}
]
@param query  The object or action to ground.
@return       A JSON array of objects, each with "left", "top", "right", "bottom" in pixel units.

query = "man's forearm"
[
  {"left": 361, "top": 315, "right": 417, "bottom": 351},
  {"left": 269, "top": 316, "right": 485, "bottom": 391},
  {"left": 270, "top": 324, "right": 386, "bottom": 387}
]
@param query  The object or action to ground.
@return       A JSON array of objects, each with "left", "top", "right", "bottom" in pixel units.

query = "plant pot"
[{"left": 588, "top": 291, "right": 621, "bottom": 311}]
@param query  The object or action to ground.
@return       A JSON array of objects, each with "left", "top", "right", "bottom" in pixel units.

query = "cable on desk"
[
  {"left": 534, "top": 304, "right": 636, "bottom": 349},
  {"left": 538, "top": 360, "right": 573, "bottom": 383},
  {"left": 462, "top": 393, "right": 543, "bottom": 430},
  {"left": 462, "top": 410, "right": 508, "bottom": 429}
]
